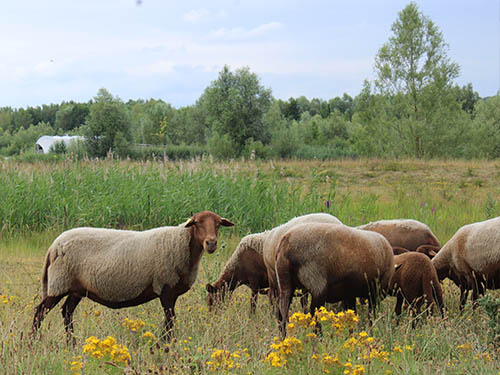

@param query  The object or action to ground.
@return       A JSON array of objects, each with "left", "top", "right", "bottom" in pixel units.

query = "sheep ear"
[
  {"left": 184, "top": 218, "right": 196, "bottom": 228},
  {"left": 220, "top": 218, "right": 235, "bottom": 227},
  {"left": 206, "top": 283, "right": 216, "bottom": 293}
]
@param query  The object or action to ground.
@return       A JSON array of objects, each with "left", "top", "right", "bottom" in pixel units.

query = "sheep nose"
[{"left": 205, "top": 240, "right": 217, "bottom": 250}]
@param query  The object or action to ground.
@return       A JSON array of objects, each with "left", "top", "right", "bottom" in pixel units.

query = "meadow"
[{"left": 1, "top": 157, "right": 500, "bottom": 374}]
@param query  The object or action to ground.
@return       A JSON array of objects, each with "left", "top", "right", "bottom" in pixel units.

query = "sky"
[{"left": 1, "top": 1, "right": 498, "bottom": 109}]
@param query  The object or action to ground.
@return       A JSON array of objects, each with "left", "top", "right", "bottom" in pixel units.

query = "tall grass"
[{"left": 1, "top": 158, "right": 500, "bottom": 374}]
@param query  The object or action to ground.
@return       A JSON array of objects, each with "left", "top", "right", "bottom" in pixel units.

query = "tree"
[
  {"left": 368, "top": 2, "right": 465, "bottom": 157},
  {"left": 55, "top": 102, "right": 90, "bottom": 132},
  {"left": 84, "top": 88, "right": 133, "bottom": 158},
  {"left": 201, "top": 65, "right": 272, "bottom": 155}
]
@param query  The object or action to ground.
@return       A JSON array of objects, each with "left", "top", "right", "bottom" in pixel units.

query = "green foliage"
[
  {"left": 201, "top": 65, "right": 272, "bottom": 154},
  {"left": 469, "top": 95, "right": 500, "bottom": 158},
  {"left": 55, "top": 102, "right": 90, "bottom": 132},
  {"left": 364, "top": 2, "right": 466, "bottom": 158},
  {"left": 48, "top": 140, "right": 67, "bottom": 154},
  {"left": 207, "top": 132, "right": 237, "bottom": 160},
  {"left": 128, "top": 144, "right": 207, "bottom": 161},
  {"left": 84, "top": 88, "right": 133, "bottom": 158}
]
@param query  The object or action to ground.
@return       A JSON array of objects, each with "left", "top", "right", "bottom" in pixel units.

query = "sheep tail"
[{"left": 40, "top": 251, "right": 51, "bottom": 299}]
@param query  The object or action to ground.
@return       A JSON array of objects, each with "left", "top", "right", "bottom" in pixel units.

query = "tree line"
[{"left": 0, "top": 2, "right": 498, "bottom": 160}]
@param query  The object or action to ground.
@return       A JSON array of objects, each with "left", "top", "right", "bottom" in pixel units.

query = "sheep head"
[{"left": 184, "top": 211, "right": 234, "bottom": 253}]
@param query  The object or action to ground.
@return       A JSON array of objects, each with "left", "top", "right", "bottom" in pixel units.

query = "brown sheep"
[
  {"left": 432, "top": 216, "right": 500, "bottom": 310},
  {"left": 206, "top": 232, "right": 269, "bottom": 313},
  {"left": 262, "top": 213, "right": 342, "bottom": 314},
  {"left": 358, "top": 219, "right": 441, "bottom": 257},
  {"left": 390, "top": 252, "right": 444, "bottom": 319},
  {"left": 32, "top": 211, "right": 234, "bottom": 342},
  {"left": 275, "top": 223, "right": 394, "bottom": 338}
]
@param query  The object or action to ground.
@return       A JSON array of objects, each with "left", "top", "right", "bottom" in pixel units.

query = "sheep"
[
  {"left": 206, "top": 231, "right": 269, "bottom": 313},
  {"left": 432, "top": 216, "right": 500, "bottom": 310},
  {"left": 32, "top": 210, "right": 234, "bottom": 342},
  {"left": 275, "top": 223, "right": 394, "bottom": 338},
  {"left": 262, "top": 213, "right": 343, "bottom": 313},
  {"left": 358, "top": 219, "right": 441, "bottom": 258},
  {"left": 390, "top": 252, "right": 444, "bottom": 319}
]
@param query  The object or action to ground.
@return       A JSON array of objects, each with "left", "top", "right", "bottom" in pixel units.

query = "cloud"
[
  {"left": 183, "top": 8, "right": 227, "bottom": 24},
  {"left": 183, "top": 8, "right": 209, "bottom": 23},
  {"left": 208, "top": 21, "right": 284, "bottom": 41}
]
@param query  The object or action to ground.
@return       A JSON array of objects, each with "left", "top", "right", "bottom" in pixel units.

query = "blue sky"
[{"left": 1, "top": 1, "right": 498, "bottom": 108}]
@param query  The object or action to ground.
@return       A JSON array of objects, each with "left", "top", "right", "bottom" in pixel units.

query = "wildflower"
[
  {"left": 122, "top": 317, "right": 145, "bottom": 332},
  {"left": 142, "top": 331, "right": 155, "bottom": 340},
  {"left": 393, "top": 345, "right": 403, "bottom": 353},
  {"left": 207, "top": 349, "right": 242, "bottom": 371}
]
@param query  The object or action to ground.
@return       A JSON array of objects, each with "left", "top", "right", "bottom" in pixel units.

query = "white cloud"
[
  {"left": 208, "top": 21, "right": 284, "bottom": 41},
  {"left": 183, "top": 8, "right": 209, "bottom": 23}
]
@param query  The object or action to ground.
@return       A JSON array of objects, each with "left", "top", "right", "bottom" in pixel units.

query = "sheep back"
[
  {"left": 262, "top": 213, "right": 342, "bottom": 282},
  {"left": 277, "top": 223, "right": 394, "bottom": 301},
  {"left": 358, "top": 219, "right": 440, "bottom": 251},
  {"left": 44, "top": 226, "right": 192, "bottom": 302}
]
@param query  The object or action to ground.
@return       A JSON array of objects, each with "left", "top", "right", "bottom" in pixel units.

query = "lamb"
[
  {"left": 32, "top": 210, "right": 234, "bottom": 342},
  {"left": 390, "top": 252, "right": 444, "bottom": 319},
  {"left": 358, "top": 219, "right": 441, "bottom": 258},
  {"left": 206, "top": 231, "right": 269, "bottom": 313},
  {"left": 262, "top": 213, "right": 343, "bottom": 311},
  {"left": 432, "top": 216, "right": 500, "bottom": 310},
  {"left": 275, "top": 223, "right": 394, "bottom": 338}
]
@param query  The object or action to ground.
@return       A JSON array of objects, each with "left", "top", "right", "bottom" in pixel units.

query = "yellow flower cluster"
[
  {"left": 314, "top": 307, "right": 359, "bottom": 332},
  {"left": 69, "top": 355, "right": 83, "bottom": 375},
  {"left": 142, "top": 331, "right": 156, "bottom": 343},
  {"left": 0, "top": 294, "right": 15, "bottom": 304},
  {"left": 289, "top": 311, "right": 314, "bottom": 329},
  {"left": 343, "top": 331, "right": 389, "bottom": 363},
  {"left": 122, "top": 317, "right": 146, "bottom": 332},
  {"left": 264, "top": 336, "right": 303, "bottom": 368},
  {"left": 344, "top": 362, "right": 365, "bottom": 375},
  {"left": 206, "top": 348, "right": 249, "bottom": 372},
  {"left": 82, "top": 335, "right": 131, "bottom": 365}
]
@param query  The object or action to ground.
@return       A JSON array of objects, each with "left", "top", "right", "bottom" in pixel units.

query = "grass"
[{"left": 1, "top": 158, "right": 500, "bottom": 374}]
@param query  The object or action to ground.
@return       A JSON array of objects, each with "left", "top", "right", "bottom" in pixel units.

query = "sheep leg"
[
  {"left": 309, "top": 297, "right": 326, "bottom": 336},
  {"left": 159, "top": 293, "right": 178, "bottom": 342},
  {"left": 61, "top": 294, "right": 82, "bottom": 345},
  {"left": 394, "top": 294, "right": 403, "bottom": 324},
  {"left": 459, "top": 287, "right": 469, "bottom": 311},
  {"left": 299, "top": 291, "right": 309, "bottom": 313},
  {"left": 32, "top": 295, "right": 64, "bottom": 337},
  {"left": 250, "top": 289, "right": 258, "bottom": 314}
]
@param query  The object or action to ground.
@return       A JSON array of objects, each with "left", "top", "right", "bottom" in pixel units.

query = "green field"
[{"left": 1, "top": 158, "right": 500, "bottom": 374}]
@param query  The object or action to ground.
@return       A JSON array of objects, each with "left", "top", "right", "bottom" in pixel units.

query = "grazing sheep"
[
  {"left": 275, "top": 223, "right": 394, "bottom": 338},
  {"left": 390, "top": 252, "right": 444, "bottom": 319},
  {"left": 432, "top": 216, "right": 500, "bottom": 309},
  {"left": 262, "top": 213, "right": 343, "bottom": 312},
  {"left": 206, "top": 231, "right": 269, "bottom": 313},
  {"left": 358, "top": 219, "right": 441, "bottom": 257},
  {"left": 32, "top": 211, "right": 234, "bottom": 342}
]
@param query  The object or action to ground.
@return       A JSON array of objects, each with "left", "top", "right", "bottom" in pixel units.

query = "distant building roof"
[{"left": 34, "top": 135, "right": 84, "bottom": 154}]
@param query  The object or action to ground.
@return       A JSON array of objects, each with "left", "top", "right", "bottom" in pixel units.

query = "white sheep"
[
  {"left": 275, "top": 223, "right": 394, "bottom": 338},
  {"left": 206, "top": 231, "right": 269, "bottom": 313},
  {"left": 262, "top": 213, "right": 343, "bottom": 312},
  {"left": 32, "top": 211, "right": 234, "bottom": 341},
  {"left": 358, "top": 219, "right": 441, "bottom": 257},
  {"left": 432, "top": 216, "right": 500, "bottom": 309}
]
